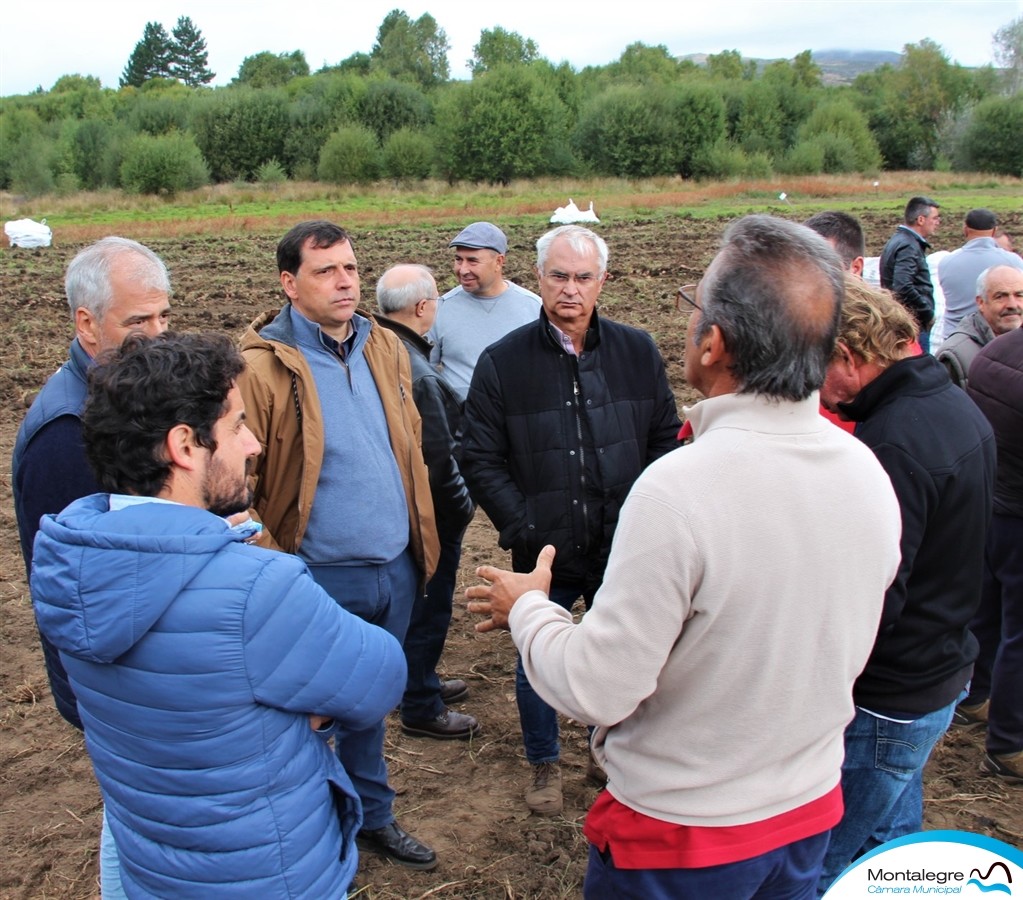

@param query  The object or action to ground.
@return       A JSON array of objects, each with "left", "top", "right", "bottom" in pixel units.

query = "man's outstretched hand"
[{"left": 466, "top": 545, "right": 556, "bottom": 633}]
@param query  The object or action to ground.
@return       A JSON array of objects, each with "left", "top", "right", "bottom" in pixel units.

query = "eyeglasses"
[{"left": 675, "top": 283, "right": 701, "bottom": 312}]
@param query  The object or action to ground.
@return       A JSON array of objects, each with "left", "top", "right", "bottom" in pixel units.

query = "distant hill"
[
  {"left": 681, "top": 49, "right": 904, "bottom": 85},
  {"left": 811, "top": 49, "right": 903, "bottom": 85}
]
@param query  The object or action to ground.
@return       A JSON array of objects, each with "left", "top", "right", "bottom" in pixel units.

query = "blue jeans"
[
  {"left": 817, "top": 700, "right": 957, "bottom": 894},
  {"left": 585, "top": 831, "right": 829, "bottom": 899},
  {"left": 100, "top": 807, "right": 128, "bottom": 899},
  {"left": 516, "top": 584, "right": 589, "bottom": 764},
  {"left": 308, "top": 549, "right": 419, "bottom": 830},
  {"left": 401, "top": 523, "right": 466, "bottom": 722}
]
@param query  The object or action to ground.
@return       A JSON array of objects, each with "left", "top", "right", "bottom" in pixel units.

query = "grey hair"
[
  {"left": 376, "top": 264, "right": 436, "bottom": 314},
  {"left": 536, "top": 225, "right": 608, "bottom": 276},
  {"left": 65, "top": 237, "right": 170, "bottom": 321},
  {"left": 696, "top": 215, "right": 844, "bottom": 401}
]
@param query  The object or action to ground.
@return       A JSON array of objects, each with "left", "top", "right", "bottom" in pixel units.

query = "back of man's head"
[
  {"left": 904, "top": 196, "right": 939, "bottom": 225},
  {"left": 804, "top": 211, "right": 865, "bottom": 271},
  {"left": 376, "top": 264, "right": 437, "bottom": 315},
  {"left": 83, "top": 333, "right": 245, "bottom": 498},
  {"left": 964, "top": 208, "right": 997, "bottom": 234},
  {"left": 65, "top": 237, "right": 169, "bottom": 321},
  {"left": 277, "top": 221, "right": 351, "bottom": 275},
  {"left": 834, "top": 279, "right": 918, "bottom": 368},
  {"left": 698, "top": 215, "right": 844, "bottom": 401}
]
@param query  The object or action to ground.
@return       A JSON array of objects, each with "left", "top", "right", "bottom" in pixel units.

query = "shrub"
[
  {"left": 192, "top": 88, "right": 288, "bottom": 181},
  {"left": 317, "top": 125, "right": 380, "bottom": 184},
  {"left": 382, "top": 128, "right": 433, "bottom": 180},
  {"left": 956, "top": 94, "right": 1023, "bottom": 176},
  {"left": 256, "top": 158, "right": 288, "bottom": 185},
  {"left": 119, "top": 132, "right": 209, "bottom": 194}
]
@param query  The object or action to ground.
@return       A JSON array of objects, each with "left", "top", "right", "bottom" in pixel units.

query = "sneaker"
[
  {"left": 951, "top": 699, "right": 989, "bottom": 731},
  {"left": 980, "top": 750, "right": 1023, "bottom": 785},
  {"left": 526, "top": 761, "right": 563, "bottom": 816}
]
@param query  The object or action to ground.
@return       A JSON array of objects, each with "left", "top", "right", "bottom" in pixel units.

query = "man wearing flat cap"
[
  {"left": 431, "top": 221, "right": 541, "bottom": 403},
  {"left": 938, "top": 208, "right": 1023, "bottom": 341}
]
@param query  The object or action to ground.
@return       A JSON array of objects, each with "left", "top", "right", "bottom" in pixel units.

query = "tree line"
[{"left": 1, "top": 10, "right": 1020, "bottom": 197}]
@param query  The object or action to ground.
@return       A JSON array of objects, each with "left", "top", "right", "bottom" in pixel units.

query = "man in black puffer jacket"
[{"left": 462, "top": 224, "right": 680, "bottom": 816}]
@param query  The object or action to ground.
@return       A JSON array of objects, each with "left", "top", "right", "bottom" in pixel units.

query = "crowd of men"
[{"left": 12, "top": 202, "right": 1020, "bottom": 898}]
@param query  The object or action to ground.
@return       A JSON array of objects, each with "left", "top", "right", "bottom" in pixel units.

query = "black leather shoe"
[
  {"left": 439, "top": 678, "right": 469, "bottom": 704},
  {"left": 357, "top": 821, "right": 438, "bottom": 870},
  {"left": 401, "top": 708, "right": 481, "bottom": 740}
]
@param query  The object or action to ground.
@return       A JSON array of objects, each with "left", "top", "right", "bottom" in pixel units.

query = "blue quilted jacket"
[{"left": 31, "top": 495, "right": 406, "bottom": 898}]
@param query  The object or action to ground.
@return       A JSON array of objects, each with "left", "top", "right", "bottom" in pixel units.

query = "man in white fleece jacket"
[{"left": 468, "top": 215, "right": 902, "bottom": 899}]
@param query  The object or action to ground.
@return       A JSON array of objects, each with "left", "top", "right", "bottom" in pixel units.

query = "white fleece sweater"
[{"left": 509, "top": 391, "right": 901, "bottom": 827}]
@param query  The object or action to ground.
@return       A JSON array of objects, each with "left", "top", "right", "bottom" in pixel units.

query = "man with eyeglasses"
[
  {"left": 466, "top": 216, "right": 903, "bottom": 899},
  {"left": 461, "top": 224, "right": 680, "bottom": 816}
]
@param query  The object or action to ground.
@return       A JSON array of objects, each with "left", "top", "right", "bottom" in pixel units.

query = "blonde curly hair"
[{"left": 834, "top": 276, "right": 918, "bottom": 365}]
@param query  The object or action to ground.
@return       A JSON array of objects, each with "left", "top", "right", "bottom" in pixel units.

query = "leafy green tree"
[
  {"left": 282, "top": 73, "right": 366, "bottom": 176},
  {"left": 357, "top": 78, "right": 432, "bottom": 140},
  {"left": 170, "top": 16, "right": 215, "bottom": 87},
  {"left": 65, "top": 118, "right": 131, "bottom": 188},
  {"left": 707, "top": 49, "right": 755, "bottom": 80},
  {"left": 469, "top": 27, "right": 539, "bottom": 76},
  {"left": 793, "top": 98, "right": 881, "bottom": 172},
  {"left": 574, "top": 83, "right": 724, "bottom": 178},
  {"left": 382, "top": 128, "right": 434, "bottom": 180},
  {"left": 607, "top": 43, "right": 682, "bottom": 84},
  {"left": 119, "top": 87, "right": 195, "bottom": 135},
  {"left": 234, "top": 50, "right": 310, "bottom": 88},
  {"left": 192, "top": 88, "right": 289, "bottom": 180},
  {"left": 993, "top": 15, "right": 1023, "bottom": 93},
  {"left": 958, "top": 93, "right": 1023, "bottom": 175},
  {"left": 317, "top": 125, "right": 380, "bottom": 183},
  {"left": 371, "top": 10, "right": 450, "bottom": 88},
  {"left": 322, "top": 53, "right": 372, "bottom": 76},
  {"left": 120, "top": 22, "right": 173, "bottom": 88},
  {"left": 434, "top": 65, "right": 569, "bottom": 184},
  {"left": 120, "top": 132, "right": 209, "bottom": 194}
]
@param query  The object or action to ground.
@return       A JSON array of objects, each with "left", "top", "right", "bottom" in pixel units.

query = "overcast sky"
[{"left": 1, "top": 0, "right": 1018, "bottom": 96}]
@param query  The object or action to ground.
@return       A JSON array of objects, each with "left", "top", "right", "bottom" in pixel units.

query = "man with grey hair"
[
  {"left": 375, "top": 264, "right": 480, "bottom": 741},
  {"left": 936, "top": 264, "right": 1023, "bottom": 388},
  {"left": 13, "top": 236, "right": 172, "bottom": 730},
  {"left": 466, "top": 215, "right": 902, "bottom": 897},
  {"left": 430, "top": 221, "right": 541, "bottom": 402},
  {"left": 461, "top": 224, "right": 680, "bottom": 815},
  {"left": 11, "top": 235, "right": 171, "bottom": 898},
  {"left": 938, "top": 208, "right": 1023, "bottom": 340}
]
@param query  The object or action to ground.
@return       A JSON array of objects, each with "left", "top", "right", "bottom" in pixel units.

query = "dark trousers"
[
  {"left": 967, "top": 514, "right": 1023, "bottom": 756},
  {"left": 584, "top": 831, "right": 830, "bottom": 900},
  {"left": 307, "top": 549, "right": 419, "bottom": 830},
  {"left": 401, "top": 522, "right": 467, "bottom": 722}
]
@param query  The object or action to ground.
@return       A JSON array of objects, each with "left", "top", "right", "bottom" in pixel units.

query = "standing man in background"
[
  {"left": 430, "top": 221, "right": 541, "bottom": 402},
  {"left": 376, "top": 263, "right": 480, "bottom": 741},
  {"left": 461, "top": 224, "right": 680, "bottom": 816},
  {"left": 880, "top": 196, "right": 941, "bottom": 352},
  {"left": 239, "top": 221, "right": 439, "bottom": 871}
]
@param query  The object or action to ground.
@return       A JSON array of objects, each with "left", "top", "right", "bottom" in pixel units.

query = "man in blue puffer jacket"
[{"left": 31, "top": 332, "right": 405, "bottom": 898}]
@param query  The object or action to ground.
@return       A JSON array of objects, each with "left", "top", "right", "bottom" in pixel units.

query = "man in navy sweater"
[{"left": 13, "top": 236, "right": 172, "bottom": 729}]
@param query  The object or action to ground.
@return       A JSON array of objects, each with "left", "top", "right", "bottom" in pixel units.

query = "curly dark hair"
[{"left": 83, "top": 332, "right": 245, "bottom": 497}]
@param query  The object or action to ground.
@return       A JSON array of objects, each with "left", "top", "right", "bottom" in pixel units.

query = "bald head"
[{"left": 376, "top": 264, "right": 439, "bottom": 336}]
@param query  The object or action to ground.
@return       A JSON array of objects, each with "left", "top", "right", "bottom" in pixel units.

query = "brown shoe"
[
  {"left": 980, "top": 750, "right": 1023, "bottom": 785},
  {"left": 586, "top": 755, "right": 608, "bottom": 788},
  {"left": 440, "top": 679, "right": 469, "bottom": 704},
  {"left": 526, "top": 761, "right": 563, "bottom": 815},
  {"left": 951, "top": 699, "right": 989, "bottom": 731}
]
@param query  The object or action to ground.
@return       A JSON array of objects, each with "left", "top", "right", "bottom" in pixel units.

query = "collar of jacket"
[
  {"left": 255, "top": 303, "right": 378, "bottom": 349},
  {"left": 897, "top": 223, "right": 932, "bottom": 250},
  {"left": 838, "top": 354, "right": 948, "bottom": 422},
  {"left": 374, "top": 314, "right": 432, "bottom": 360},
  {"left": 539, "top": 307, "right": 601, "bottom": 353}
]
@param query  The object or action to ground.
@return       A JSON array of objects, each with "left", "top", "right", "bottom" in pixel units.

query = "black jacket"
[
  {"left": 461, "top": 309, "right": 680, "bottom": 592},
  {"left": 839, "top": 354, "right": 995, "bottom": 714},
  {"left": 968, "top": 328, "right": 1023, "bottom": 519},
  {"left": 376, "top": 315, "right": 474, "bottom": 534},
  {"left": 880, "top": 225, "right": 935, "bottom": 330}
]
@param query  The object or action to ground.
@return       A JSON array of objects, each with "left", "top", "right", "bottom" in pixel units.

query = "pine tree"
[
  {"left": 170, "top": 16, "right": 215, "bottom": 87},
  {"left": 120, "top": 22, "right": 173, "bottom": 88}
]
